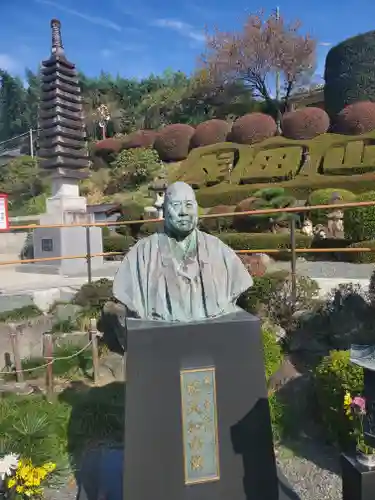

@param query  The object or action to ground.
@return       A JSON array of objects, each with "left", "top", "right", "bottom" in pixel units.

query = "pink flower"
[{"left": 352, "top": 396, "right": 366, "bottom": 414}]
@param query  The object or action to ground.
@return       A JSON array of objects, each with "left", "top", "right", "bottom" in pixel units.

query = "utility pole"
[{"left": 275, "top": 6, "right": 281, "bottom": 134}]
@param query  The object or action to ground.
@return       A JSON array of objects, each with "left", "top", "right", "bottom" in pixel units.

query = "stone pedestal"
[
  {"left": 341, "top": 453, "right": 375, "bottom": 500},
  {"left": 123, "top": 311, "right": 299, "bottom": 500},
  {"left": 33, "top": 170, "right": 103, "bottom": 275}
]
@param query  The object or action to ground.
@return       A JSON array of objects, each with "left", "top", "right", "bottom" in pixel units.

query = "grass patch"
[
  {"left": 0, "top": 381, "right": 124, "bottom": 475},
  {"left": 0, "top": 305, "right": 42, "bottom": 323}
]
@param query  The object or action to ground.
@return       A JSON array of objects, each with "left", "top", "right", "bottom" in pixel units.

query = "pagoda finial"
[{"left": 51, "top": 19, "right": 64, "bottom": 56}]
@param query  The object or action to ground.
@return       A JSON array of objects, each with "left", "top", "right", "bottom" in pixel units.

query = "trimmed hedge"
[
  {"left": 115, "top": 202, "right": 144, "bottom": 238},
  {"left": 190, "top": 120, "right": 231, "bottom": 149},
  {"left": 154, "top": 124, "right": 195, "bottom": 162},
  {"left": 122, "top": 130, "right": 157, "bottom": 149},
  {"left": 103, "top": 234, "right": 135, "bottom": 254},
  {"left": 324, "top": 31, "right": 375, "bottom": 118},
  {"left": 200, "top": 205, "right": 234, "bottom": 233},
  {"left": 335, "top": 102, "right": 375, "bottom": 135},
  {"left": 92, "top": 138, "right": 123, "bottom": 164},
  {"left": 307, "top": 188, "right": 356, "bottom": 225},
  {"left": 217, "top": 232, "right": 313, "bottom": 259},
  {"left": 344, "top": 190, "right": 375, "bottom": 242},
  {"left": 281, "top": 108, "right": 330, "bottom": 140},
  {"left": 348, "top": 240, "right": 375, "bottom": 263},
  {"left": 195, "top": 173, "right": 375, "bottom": 208},
  {"left": 227, "top": 113, "right": 277, "bottom": 145}
]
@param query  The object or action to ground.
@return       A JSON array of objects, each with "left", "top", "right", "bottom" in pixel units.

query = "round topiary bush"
[
  {"left": 227, "top": 113, "right": 277, "bottom": 145},
  {"left": 324, "top": 31, "right": 375, "bottom": 118},
  {"left": 92, "top": 138, "right": 123, "bottom": 164},
  {"left": 154, "top": 124, "right": 195, "bottom": 162},
  {"left": 190, "top": 119, "right": 231, "bottom": 149},
  {"left": 334, "top": 101, "right": 375, "bottom": 135},
  {"left": 308, "top": 188, "right": 356, "bottom": 225},
  {"left": 281, "top": 108, "right": 330, "bottom": 139},
  {"left": 122, "top": 130, "right": 157, "bottom": 149},
  {"left": 200, "top": 205, "right": 234, "bottom": 233},
  {"left": 345, "top": 190, "right": 375, "bottom": 242}
]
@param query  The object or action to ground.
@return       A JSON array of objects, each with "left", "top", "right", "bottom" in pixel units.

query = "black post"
[
  {"left": 290, "top": 218, "right": 297, "bottom": 309},
  {"left": 85, "top": 225, "right": 92, "bottom": 284}
]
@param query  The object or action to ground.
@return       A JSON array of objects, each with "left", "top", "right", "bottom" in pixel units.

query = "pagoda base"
[{"left": 33, "top": 192, "right": 103, "bottom": 276}]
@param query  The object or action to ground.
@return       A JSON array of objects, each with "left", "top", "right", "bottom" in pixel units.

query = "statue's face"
[{"left": 164, "top": 183, "right": 198, "bottom": 236}]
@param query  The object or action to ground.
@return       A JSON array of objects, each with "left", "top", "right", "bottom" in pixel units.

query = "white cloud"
[
  {"left": 152, "top": 18, "right": 205, "bottom": 42},
  {"left": 319, "top": 41, "right": 332, "bottom": 47},
  {"left": 0, "top": 54, "right": 19, "bottom": 72},
  {"left": 35, "top": 0, "right": 122, "bottom": 31}
]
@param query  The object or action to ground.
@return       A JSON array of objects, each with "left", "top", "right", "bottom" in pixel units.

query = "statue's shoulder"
[{"left": 126, "top": 232, "right": 160, "bottom": 256}]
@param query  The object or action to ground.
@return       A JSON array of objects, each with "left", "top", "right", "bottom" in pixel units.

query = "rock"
[
  {"left": 98, "top": 301, "right": 126, "bottom": 355},
  {"left": 98, "top": 352, "right": 125, "bottom": 382},
  {"left": 0, "top": 381, "right": 35, "bottom": 396},
  {"left": 240, "top": 254, "right": 270, "bottom": 277}
]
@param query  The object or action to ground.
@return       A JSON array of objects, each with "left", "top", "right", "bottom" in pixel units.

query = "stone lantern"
[{"left": 144, "top": 174, "right": 168, "bottom": 219}]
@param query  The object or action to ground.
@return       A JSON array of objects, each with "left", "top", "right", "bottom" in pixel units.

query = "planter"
[{"left": 357, "top": 450, "right": 375, "bottom": 469}]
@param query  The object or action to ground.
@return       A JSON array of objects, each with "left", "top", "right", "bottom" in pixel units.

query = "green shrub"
[
  {"left": 324, "top": 31, "right": 375, "bottom": 118},
  {"left": 103, "top": 234, "right": 134, "bottom": 254},
  {"left": 345, "top": 190, "right": 375, "bottom": 241},
  {"left": 73, "top": 278, "right": 113, "bottom": 312},
  {"left": 347, "top": 240, "right": 375, "bottom": 263},
  {"left": 314, "top": 350, "right": 364, "bottom": 447},
  {"left": 201, "top": 205, "right": 234, "bottom": 233},
  {"left": 115, "top": 202, "right": 144, "bottom": 237},
  {"left": 0, "top": 305, "right": 42, "bottom": 323},
  {"left": 262, "top": 325, "right": 283, "bottom": 380},
  {"left": 217, "top": 232, "right": 313, "bottom": 259},
  {"left": 110, "top": 148, "right": 162, "bottom": 188},
  {"left": 308, "top": 188, "right": 356, "bottom": 225},
  {"left": 238, "top": 271, "right": 289, "bottom": 314},
  {"left": 19, "top": 344, "right": 93, "bottom": 380}
]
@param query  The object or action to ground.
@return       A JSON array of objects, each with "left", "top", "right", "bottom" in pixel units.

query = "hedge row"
[
  {"left": 195, "top": 174, "right": 375, "bottom": 208},
  {"left": 216, "top": 232, "right": 313, "bottom": 260}
]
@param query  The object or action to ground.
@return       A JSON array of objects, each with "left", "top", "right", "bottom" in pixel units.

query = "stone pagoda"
[{"left": 33, "top": 19, "right": 103, "bottom": 275}]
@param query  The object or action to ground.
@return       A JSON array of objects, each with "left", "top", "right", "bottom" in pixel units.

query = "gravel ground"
[
  {"left": 44, "top": 440, "right": 343, "bottom": 500},
  {"left": 276, "top": 440, "right": 342, "bottom": 500},
  {"left": 271, "top": 259, "right": 374, "bottom": 280}
]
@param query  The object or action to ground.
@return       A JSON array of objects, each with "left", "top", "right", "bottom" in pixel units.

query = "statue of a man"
[{"left": 113, "top": 181, "right": 253, "bottom": 322}]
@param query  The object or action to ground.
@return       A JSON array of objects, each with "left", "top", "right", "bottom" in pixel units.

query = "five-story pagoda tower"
[{"left": 33, "top": 19, "right": 103, "bottom": 275}]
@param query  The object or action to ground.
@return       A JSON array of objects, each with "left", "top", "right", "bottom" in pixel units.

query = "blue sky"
[{"left": 0, "top": 0, "right": 373, "bottom": 86}]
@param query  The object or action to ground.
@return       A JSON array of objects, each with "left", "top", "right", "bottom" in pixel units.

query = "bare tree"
[{"left": 200, "top": 11, "right": 316, "bottom": 114}]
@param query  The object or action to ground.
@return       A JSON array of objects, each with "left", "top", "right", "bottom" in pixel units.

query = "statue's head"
[{"left": 164, "top": 182, "right": 198, "bottom": 237}]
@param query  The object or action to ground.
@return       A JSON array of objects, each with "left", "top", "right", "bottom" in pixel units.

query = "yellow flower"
[
  {"left": 344, "top": 391, "right": 352, "bottom": 416},
  {"left": 7, "top": 477, "right": 16, "bottom": 488},
  {"left": 16, "top": 484, "right": 25, "bottom": 493},
  {"left": 42, "top": 462, "right": 56, "bottom": 473}
]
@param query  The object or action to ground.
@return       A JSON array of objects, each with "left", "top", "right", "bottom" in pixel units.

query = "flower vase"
[{"left": 356, "top": 449, "right": 375, "bottom": 468}]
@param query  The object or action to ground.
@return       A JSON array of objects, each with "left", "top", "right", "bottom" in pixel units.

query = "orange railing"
[{"left": 2, "top": 199, "right": 375, "bottom": 299}]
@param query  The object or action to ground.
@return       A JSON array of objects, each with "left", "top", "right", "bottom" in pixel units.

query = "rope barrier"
[{"left": 3, "top": 340, "right": 93, "bottom": 376}]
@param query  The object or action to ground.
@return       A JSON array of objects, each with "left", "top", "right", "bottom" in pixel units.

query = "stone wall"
[{"left": 0, "top": 232, "right": 28, "bottom": 261}]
